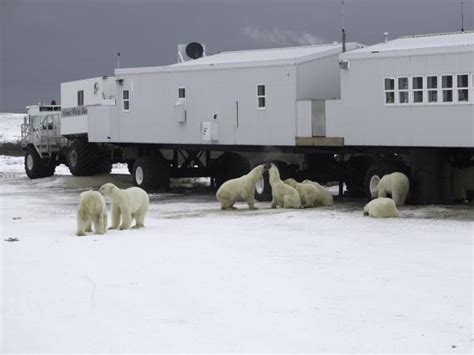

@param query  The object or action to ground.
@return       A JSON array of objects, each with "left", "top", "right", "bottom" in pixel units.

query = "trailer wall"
[
  {"left": 326, "top": 51, "right": 474, "bottom": 147},
  {"left": 109, "top": 65, "right": 298, "bottom": 146}
]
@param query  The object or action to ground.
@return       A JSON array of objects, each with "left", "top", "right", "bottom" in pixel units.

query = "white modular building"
[
  {"left": 62, "top": 43, "right": 362, "bottom": 145},
  {"left": 326, "top": 32, "right": 474, "bottom": 147}
]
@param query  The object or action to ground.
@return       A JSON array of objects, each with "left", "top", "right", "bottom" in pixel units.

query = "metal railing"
[{"left": 21, "top": 114, "right": 69, "bottom": 156}]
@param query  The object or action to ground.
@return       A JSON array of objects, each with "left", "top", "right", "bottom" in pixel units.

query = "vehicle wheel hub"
[
  {"left": 256, "top": 176, "right": 265, "bottom": 194},
  {"left": 69, "top": 150, "right": 78, "bottom": 167},
  {"left": 26, "top": 154, "right": 34, "bottom": 171},
  {"left": 135, "top": 166, "right": 144, "bottom": 185}
]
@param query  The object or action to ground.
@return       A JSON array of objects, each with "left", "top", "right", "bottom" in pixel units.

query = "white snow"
[
  {"left": 0, "top": 113, "right": 25, "bottom": 143},
  {"left": 1, "top": 157, "right": 473, "bottom": 353}
]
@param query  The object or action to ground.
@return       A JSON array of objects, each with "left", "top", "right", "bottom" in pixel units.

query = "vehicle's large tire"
[
  {"left": 127, "top": 160, "right": 135, "bottom": 175},
  {"left": 95, "top": 158, "right": 112, "bottom": 174},
  {"left": 345, "top": 155, "right": 374, "bottom": 197},
  {"left": 24, "top": 146, "right": 55, "bottom": 179},
  {"left": 255, "top": 173, "right": 272, "bottom": 201},
  {"left": 255, "top": 161, "right": 293, "bottom": 202},
  {"left": 213, "top": 152, "right": 251, "bottom": 188},
  {"left": 132, "top": 156, "right": 170, "bottom": 191},
  {"left": 67, "top": 140, "right": 101, "bottom": 176}
]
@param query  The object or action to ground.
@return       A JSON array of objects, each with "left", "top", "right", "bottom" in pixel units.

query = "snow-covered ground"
[
  {"left": 0, "top": 113, "right": 25, "bottom": 143},
  {"left": 1, "top": 156, "right": 473, "bottom": 353}
]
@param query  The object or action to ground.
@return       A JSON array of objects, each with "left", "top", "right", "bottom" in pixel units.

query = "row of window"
[
  {"left": 384, "top": 74, "right": 472, "bottom": 105},
  {"left": 120, "top": 85, "right": 267, "bottom": 112}
]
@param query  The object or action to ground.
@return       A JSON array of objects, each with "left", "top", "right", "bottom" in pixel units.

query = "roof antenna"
[
  {"left": 461, "top": 0, "right": 465, "bottom": 32},
  {"left": 341, "top": 0, "right": 347, "bottom": 52},
  {"left": 117, "top": 52, "right": 121, "bottom": 68}
]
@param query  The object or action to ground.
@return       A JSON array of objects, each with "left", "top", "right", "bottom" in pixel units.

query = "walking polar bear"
[
  {"left": 363, "top": 197, "right": 399, "bottom": 218},
  {"left": 216, "top": 164, "right": 269, "bottom": 210},
  {"left": 370, "top": 172, "right": 409, "bottom": 206},
  {"left": 302, "top": 179, "right": 334, "bottom": 206},
  {"left": 76, "top": 190, "right": 107, "bottom": 236},
  {"left": 269, "top": 164, "right": 301, "bottom": 209},
  {"left": 99, "top": 183, "right": 149, "bottom": 230}
]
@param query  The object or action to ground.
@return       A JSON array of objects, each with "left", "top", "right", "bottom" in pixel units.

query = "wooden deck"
[{"left": 295, "top": 136, "right": 344, "bottom": 147}]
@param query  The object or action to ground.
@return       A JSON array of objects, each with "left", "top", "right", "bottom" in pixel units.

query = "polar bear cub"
[
  {"left": 370, "top": 172, "right": 409, "bottom": 206},
  {"left": 453, "top": 166, "right": 474, "bottom": 202},
  {"left": 284, "top": 178, "right": 320, "bottom": 208},
  {"left": 216, "top": 164, "right": 269, "bottom": 210},
  {"left": 77, "top": 190, "right": 108, "bottom": 236},
  {"left": 302, "top": 179, "right": 334, "bottom": 206},
  {"left": 363, "top": 197, "right": 399, "bottom": 218},
  {"left": 99, "top": 183, "right": 149, "bottom": 230},
  {"left": 269, "top": 164, "right": 301, "bottom": 209}
]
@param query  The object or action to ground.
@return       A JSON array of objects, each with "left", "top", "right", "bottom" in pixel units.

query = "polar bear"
[
  {"left": 76, "top": 190, "right": 107, "bottom": 236},
  {"left": 216, "top": 164, "right": 269, "bottom": 210},
  {"left": 302, "top": 179, "right": 334, "bottom": 206},
  {"left": 453, "top": 166, "right": 474, "bottom": 202},
  {"left": 269, "top": 164, "right": 301, "bottom": 209},
  {"left": 283, "top": 178, "right": 320, "bottom": 208},
  {"left": 99, "top": 183, "right": 149, "bottom": 230},
  {"left": 370, "top": 172, "right": 409, "bottom": 206},
  {"left": 363, "top": 197, "right": 399, "bottom": 218}
]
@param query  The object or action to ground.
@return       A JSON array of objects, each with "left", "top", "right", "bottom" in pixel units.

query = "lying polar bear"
[
  {"left": 99, "top": 183, "right": 149, "bottom": 230},
  {"left": 269, "top": 164, "right": 301, "bottom": 209},
  {"left": 370, "top": 172, "right": 409, "bottom": 206},
  {"left": 77, "top": 190, "right": 107, "bottom": 236},
  {"left": 284, "top": 178, "right": 320, "bottom": 208},
  {"left": 363, "top": 197, "right": 399, "bottom": 218},
  {"left": 302, "top": 179, "right": 334, "bottom": 206},
  {"left": 216, "top": 164, "right": 269, "bottom": 210}
]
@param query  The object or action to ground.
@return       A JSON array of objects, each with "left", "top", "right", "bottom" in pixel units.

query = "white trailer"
[{"left": 22, "top": 32, "right": 474, "bottom": 204}]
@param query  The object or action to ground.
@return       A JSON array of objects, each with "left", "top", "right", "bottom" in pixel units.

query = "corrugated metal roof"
[
  {"left": 172, "top": 43, "right": 361, "bottom": 67},
  {"left": 342, "top": 31, "right": 473, "bottom": 59}
]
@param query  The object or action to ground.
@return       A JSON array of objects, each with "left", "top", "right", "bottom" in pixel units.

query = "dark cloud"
[{"left": 1, "top": 0, "right": 472, "bottom": 112}]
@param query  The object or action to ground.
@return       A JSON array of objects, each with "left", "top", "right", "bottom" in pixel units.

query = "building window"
[
  {"left": 398, "top": 77, "right": 409, "bottom": 104},
  {"left": 257, "top": 84, "right": 266, "bottom": 109},
  {"left": 178, "top": 87, "right": 186, "bottom": 99},
  {"left": 457, "top": 74, "right": 469, "bottom": 102},
  {"left": 427, "top": 76, "right": 438, "bottom": 103},
  {"left": 384, "top": 78, "right": 395, "bottom": 104},
  {"left": 122, "top": 90, "right": 130, "bottom": 111},
  {"left": 412, "top": 77, "right": 423, "bottom": 103},
  {"left": 77, "top": 90, "right": 84, "bottom": 106},
  {"left": 442, "top": 75, "right": 453, "bottom": 102}
]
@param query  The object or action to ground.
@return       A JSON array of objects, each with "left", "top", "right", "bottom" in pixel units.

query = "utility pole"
[{"left": 342, "top": 0, "right": 346, "bottom": 52}]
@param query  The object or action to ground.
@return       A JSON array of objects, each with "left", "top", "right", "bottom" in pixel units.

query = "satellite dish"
[{"left": 185, "top": 42, "right": 204, "bottom": 59}]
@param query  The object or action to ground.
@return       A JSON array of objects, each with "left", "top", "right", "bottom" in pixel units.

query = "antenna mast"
[
  {"left": 341, "top": 0, "right": 346, "bottom": 52},
  {"left": 461, "top": 0, "right": 465, "bottom": 32},
  {"left": 117, "top": 52, "right": 121, "bottom": 68}
]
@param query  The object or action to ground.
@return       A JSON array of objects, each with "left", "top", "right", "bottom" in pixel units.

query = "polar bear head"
[
  {"left": 283, "top": 178, "right": 298, "bottom": 188},
  {"left": 268, "top": 164, "right": 281, "bottom": 184},
  {"left": 99, "top": 183, "right": 118, "bottom": 197},
  {"left": 369, "top": 175, "right": 380, "bottom": 198}
]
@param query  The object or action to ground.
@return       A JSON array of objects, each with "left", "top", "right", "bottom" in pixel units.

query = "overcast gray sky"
[{"left": 0, "top": 0, "right": 472, "bottom": 112}]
